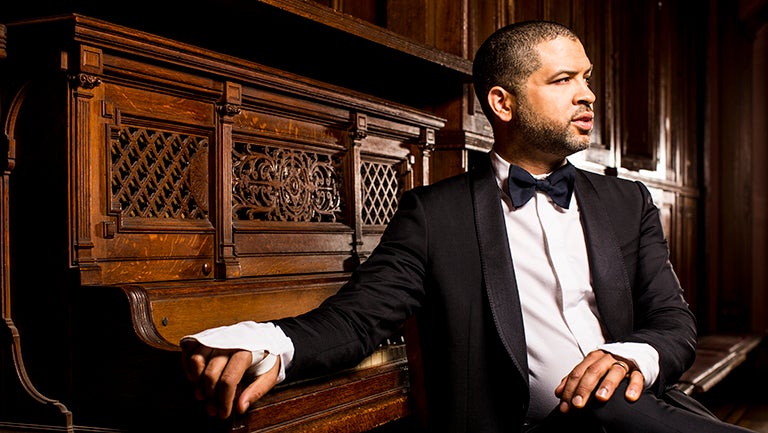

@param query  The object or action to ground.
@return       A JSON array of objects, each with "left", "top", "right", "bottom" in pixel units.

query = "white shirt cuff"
[{"left": 181, "top": 321, "right": 295, "bottom": 383}]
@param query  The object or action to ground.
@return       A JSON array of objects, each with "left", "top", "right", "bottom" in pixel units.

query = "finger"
[
  {"left": 556, "top": 361, "right": 590, "bottom": 413},
  {"left": 197, "top": 351, "right": 231, "bottom": 416},
  {"left": 556, "top": 351, "right": 599, "bottom": 401},
  {"left": 185, "top": 346, "right": 215, "bottom": 402},
  {"left": 624, "top": 370, "right": 644, "bottom": 401},
  {"left": 554, "top": 375, "right": 567, "bottom": 398},
  {"left": 558, "top": 351, "right": 614, "bottom": 411},
  {"left": 594, "top": 361, "right": 631, "bottom": 402},
  {"left": 237, "top": 355, "right": 281, "bottom": 414},
  {"left": 568, "top": 362, "right": 606, "bottom": 408},
  {"left": 183, "top": 344, "right": 211, "bottom": 383},
  {"left": 180, "top": 340, "right": 201, "bottom": 379},
  {"left": 213, "top": 350, "right": 253, "bottom": 419}
]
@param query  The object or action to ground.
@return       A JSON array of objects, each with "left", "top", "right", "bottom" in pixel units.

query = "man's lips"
[{"left": 572, "top": 112, "right": 594, "bottom": 132}]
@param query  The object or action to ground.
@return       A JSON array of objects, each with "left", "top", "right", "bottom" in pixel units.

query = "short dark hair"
[{"left": 472, "top": 20, "right": 582, "bottom": 120}]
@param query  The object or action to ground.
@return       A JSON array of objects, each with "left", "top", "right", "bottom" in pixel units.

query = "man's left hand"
[{"left": 554, "top": 349, "right": 644, "bottom": 413}]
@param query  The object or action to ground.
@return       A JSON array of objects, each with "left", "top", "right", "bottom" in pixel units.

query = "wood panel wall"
[{"left": 316, "top": 0, "right": 767, "bottom": 337}]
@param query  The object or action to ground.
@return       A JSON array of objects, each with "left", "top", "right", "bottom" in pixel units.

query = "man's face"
[{"left": 514, "top": 36, "right": 595, "bottom": 158}]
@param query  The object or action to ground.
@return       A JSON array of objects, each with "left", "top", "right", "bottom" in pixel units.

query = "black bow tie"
[{"left": 507, "top": 162, "right": 576, "bottom": 209}]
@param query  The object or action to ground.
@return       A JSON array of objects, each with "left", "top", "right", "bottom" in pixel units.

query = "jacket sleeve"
[
  {"left": 620, "top": 180, "right": 697, "bottom": 394},
  {"left": 274, "top": 188, "right": 429, "bottom": 380}
]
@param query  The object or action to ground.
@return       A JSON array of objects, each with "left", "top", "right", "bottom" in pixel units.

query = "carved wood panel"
[{"left": 0, "top": 13, "right": 444, "bottom": 433}]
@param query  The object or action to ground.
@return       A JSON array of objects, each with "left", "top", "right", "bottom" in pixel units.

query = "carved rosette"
[
  {"left": 68, "top": 73, "right": 102, "bottom": 89},
  {"left": 218, "top": 103, "right": 242, "bottom": 117}
]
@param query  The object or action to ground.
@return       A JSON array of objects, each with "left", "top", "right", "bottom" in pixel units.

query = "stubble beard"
[{"left": 514, "top": 98, "right": 591, "bottom": 158}]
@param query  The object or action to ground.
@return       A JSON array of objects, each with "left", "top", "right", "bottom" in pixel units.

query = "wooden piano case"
[{"left": 0, "top": 13, "right": 443, "bottom": 432}]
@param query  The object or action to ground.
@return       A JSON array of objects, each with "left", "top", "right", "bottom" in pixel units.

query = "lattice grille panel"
[
  {"left": 232, "top": 142, "right": 343, "bottom": 222},
  {"left": 361, "top": 160, "right": 399, "bottom": 226},
  {"left": 110, "top": 126, "right": 209, "bottom": 219}
]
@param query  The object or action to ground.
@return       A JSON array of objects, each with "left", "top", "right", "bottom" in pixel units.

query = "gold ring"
[{"left": 612, "top": 361, "right": 629, "bottom": 373}]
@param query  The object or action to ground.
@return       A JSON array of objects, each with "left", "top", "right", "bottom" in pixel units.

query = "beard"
[{"left": 514, "top": 96, "right": 591, "bottom": 158}]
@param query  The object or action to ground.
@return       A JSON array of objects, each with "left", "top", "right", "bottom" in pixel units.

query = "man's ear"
[{"left": 487, "top": 86, "right": 514, "bottom": 122}]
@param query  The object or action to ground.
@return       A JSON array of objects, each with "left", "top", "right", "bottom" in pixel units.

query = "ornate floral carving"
[
  {"left": 69, "top": 73, "right": 102, "bottom": 89},
  {"left": 217, "top": 103, "right": 241, "bottom": 117},
  {"left": 232, "top": 143, "right": 343, "bottom": 222}
]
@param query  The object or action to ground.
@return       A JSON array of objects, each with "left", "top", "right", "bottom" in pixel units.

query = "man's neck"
[{"left": 493, "top": 148, "right": 567, "bottom": 176}]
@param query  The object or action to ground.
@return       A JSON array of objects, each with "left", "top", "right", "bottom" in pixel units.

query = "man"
[{"left": 182, "top": 21, "right": 755, "bottom": 432}]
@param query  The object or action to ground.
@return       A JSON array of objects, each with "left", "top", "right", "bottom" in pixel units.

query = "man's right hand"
[{"left": 181, "top": 341, "right": 281, "bottom": 419}]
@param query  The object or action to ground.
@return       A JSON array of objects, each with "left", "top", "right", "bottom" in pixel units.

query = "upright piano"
[{"left": 0, "top": 7, "right": 469, "bottom": 431}]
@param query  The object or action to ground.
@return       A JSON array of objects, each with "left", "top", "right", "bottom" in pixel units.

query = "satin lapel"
[
  {"left": 470, "top": 163, "right": 529, "bottom": 381},
  {"left": 574, "top": 171, "right": 633, "bottom": 340}
]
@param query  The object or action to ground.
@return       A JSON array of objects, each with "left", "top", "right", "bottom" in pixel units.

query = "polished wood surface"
[{"left": 0, "top": 12, "right": 443, "bottom": 432}]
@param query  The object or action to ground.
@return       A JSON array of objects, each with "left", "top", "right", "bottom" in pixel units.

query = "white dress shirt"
[{"left": 490, "top": 151, "right": 658, "bottom": 419}]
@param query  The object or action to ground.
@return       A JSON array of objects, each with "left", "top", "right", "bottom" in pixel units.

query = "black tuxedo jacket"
[{"left": 276, "top": 155, "right": 698, "bottom": 433}]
